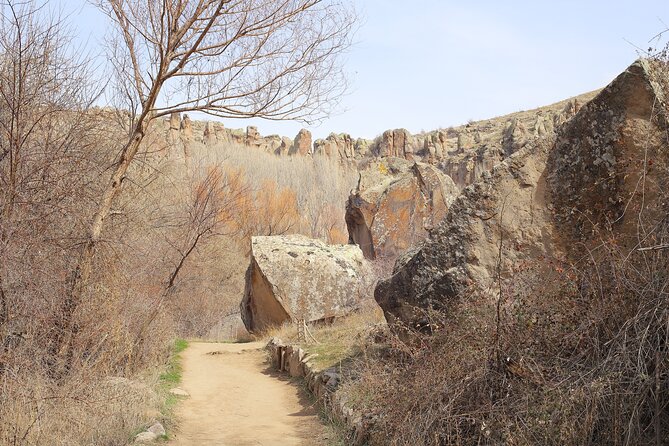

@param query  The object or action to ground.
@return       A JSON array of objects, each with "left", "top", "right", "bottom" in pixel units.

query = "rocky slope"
[
  {"left": 374, "top": 59, "right": 669, "bottom": 328},
  {"left": 154, "top": 90, "right": 598, "bottom": 193}
]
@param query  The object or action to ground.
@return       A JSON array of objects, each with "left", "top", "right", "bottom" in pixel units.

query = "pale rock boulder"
[
  {"left": 147, "top": 422, "right": 166, "bottom": 437},
  {"left": 240, "top": 235, "right": 372, "bottom": 332},
  {"left": 345, "top": 157, "right": 459, "bottom": 260}
]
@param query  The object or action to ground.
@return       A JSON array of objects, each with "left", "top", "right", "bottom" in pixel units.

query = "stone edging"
[{"left": 265, "top": 338, "right": 368, "bottom": 445}]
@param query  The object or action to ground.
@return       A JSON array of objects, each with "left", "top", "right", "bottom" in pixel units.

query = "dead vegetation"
[
  {"left": 0, "top": 0, "right": 356, "bottom": 443},
  {"left": 261, "top": 303, "right": 386, "bottom": 372}
]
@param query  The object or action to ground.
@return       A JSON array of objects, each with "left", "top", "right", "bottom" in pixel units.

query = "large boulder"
[
  {"left": 240, "top": 235, "right": 371, "bottom": 332},
  {"left": 547, "top": 58, "right": 669, "bottom": 251},
  {"left": 345, "top": 157, "right": 459, "bottom": 260},
  {"left": 375, "top": 59, "right": 669, "bottom": 328},
  {"left": 375, "top": 140, "right": 556, "bottom": 327}
]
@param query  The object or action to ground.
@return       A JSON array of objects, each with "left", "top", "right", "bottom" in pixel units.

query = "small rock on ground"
[
  {"left": 170, "top": 387, "right": 190, "bottom": 397},
  {"left": 147, "top": 421, "right": 166, "bottom": 436}
]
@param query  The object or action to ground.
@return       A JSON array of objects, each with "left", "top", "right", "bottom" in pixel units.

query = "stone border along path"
[
  {"left": 265, "top": 338, "right": 369, "bottom": 446},
  {"left": 167, "top": 341, "right": 328, "bottom": 446}
]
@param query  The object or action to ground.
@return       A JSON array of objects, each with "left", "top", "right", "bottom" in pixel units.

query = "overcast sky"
[{"left": 61, "top": 0, "right": 667, "bottom": 140}]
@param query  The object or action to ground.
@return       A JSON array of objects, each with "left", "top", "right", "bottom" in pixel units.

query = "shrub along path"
[{"left": 170, "top": 341, "right": 327, "bottom": 446}]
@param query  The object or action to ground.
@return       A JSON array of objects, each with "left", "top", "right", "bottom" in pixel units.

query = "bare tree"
[
  {"left": 131, "top": 164, "right": 249, "bottom": 364},
  {"left": 0, "top": 0, "right": 101, "bottom": 374},
  {"left": 56, "top": 0, "right": 356, "bottom": 366}
]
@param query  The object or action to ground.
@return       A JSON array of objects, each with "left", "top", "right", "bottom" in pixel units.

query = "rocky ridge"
[{"left": 156, "top": 91, "right": 598, "bottom": 192}]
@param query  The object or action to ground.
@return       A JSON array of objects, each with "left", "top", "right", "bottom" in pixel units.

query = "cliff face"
[
  {"left": 345, "top": 158, "right": 459, "bottom": 260},
  {"left": 374, "top": 60, "right": 669, "bottom": 328}
]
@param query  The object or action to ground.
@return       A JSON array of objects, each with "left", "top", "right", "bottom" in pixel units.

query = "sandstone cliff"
[{"left": 345, "top": 157, "right": 459, "bottom": 260}]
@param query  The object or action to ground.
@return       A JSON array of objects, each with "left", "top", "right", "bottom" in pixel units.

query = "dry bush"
[
  {"left": 343, "top": 244, "right": 669, "bottom": 445},
  {"left": 262, "top": 303, "right": 386, "bottom": 371},
  {"left": 194, "top": 141, "right": 359, "bottom": 243},
  {"left": 0, "top": 0, "right": 356, "bottom": 442}
]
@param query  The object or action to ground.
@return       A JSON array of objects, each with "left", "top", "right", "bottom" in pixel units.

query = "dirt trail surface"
[{"left": 170, "top": 341, "right": 328, "bottom": 446}]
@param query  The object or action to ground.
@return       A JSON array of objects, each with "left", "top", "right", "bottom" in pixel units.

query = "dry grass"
[
  {"left": 339, "top": 244, "right": 669, "bottom": 445},
  {"left": 261, "top": 304, "right": 386, "bottom": 371}
]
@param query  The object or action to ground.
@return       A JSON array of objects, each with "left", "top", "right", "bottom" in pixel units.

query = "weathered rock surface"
[
  {"left": 376, "top": 129, "right": 416, "bottom": 159},
  {"left": 169, "top": 387, "right": 190, "bottom": 397},
  {"left": 375, "top": 59, "right": 669, "bottom": 328},
  {"left": 375, "top": 140, "right": 556, "bottom": 327},
  {"left": 502, "top": 117, "right": 529, "bottom": 155},
  {"left": 346, "top": 157, "right": 459, "bottom": 260},
  {"left": 240, "top": 235, "right": 371, "bottom": 332},
  {"left": 291, "top": 129, "right": 312, "bottom": 156},
  {"left": 547, "top": 59, "right": 669, "bottom": 251},
  {"left": 159, "top": 89, "right": 596, "bottom": 174},
  {"left": 180, "top": 114, "right": 193, "bottom": 139}
]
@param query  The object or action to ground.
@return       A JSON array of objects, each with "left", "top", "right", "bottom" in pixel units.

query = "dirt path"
[{"left": 170, "top": 342, "right": 328, "bottom": 446}]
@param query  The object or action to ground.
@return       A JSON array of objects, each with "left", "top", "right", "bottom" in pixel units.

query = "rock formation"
[
  {"left": 314, "top": 133, "right": 355, "bottom": 159},
  {"left": 502, "top": 117, "right": 528, "bottom": 156},
  {"left": 240, "top": 235, "right": 371, "bottom": 332},
  {"left": 374, "top": 59, "right": 669, "bottom": 329},
  {"left": 377, "top": 129, "right": 416, "bottom": 159},
  {"left": 180, "top": 114, "right": 193, "bottom": 139},
  {"left": 346, "top": 157, "right": 459, "bottom": 260},
  {"left": 246, "top": 125, "right": 260, "bottom": 146},
  {"left": 291, "top": 129, "right": 312, "bottom": 156},
  {"left": 547, "top": 59, "right": 669, "bottom": 251},
  {"left": 203, "top": 121, "right": 217, "bottom": 145},
  {"left": 160, "top": 88, "right": 597, "bottom": 174}
]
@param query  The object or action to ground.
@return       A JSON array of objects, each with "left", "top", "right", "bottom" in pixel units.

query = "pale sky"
[{"left": 59, "top": 0, "right": 667, "bottom": 140}]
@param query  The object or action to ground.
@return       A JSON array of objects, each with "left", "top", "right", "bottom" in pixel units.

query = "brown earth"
[{"left": 170, "top": 342, "right": 328, "bottom": 446}]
